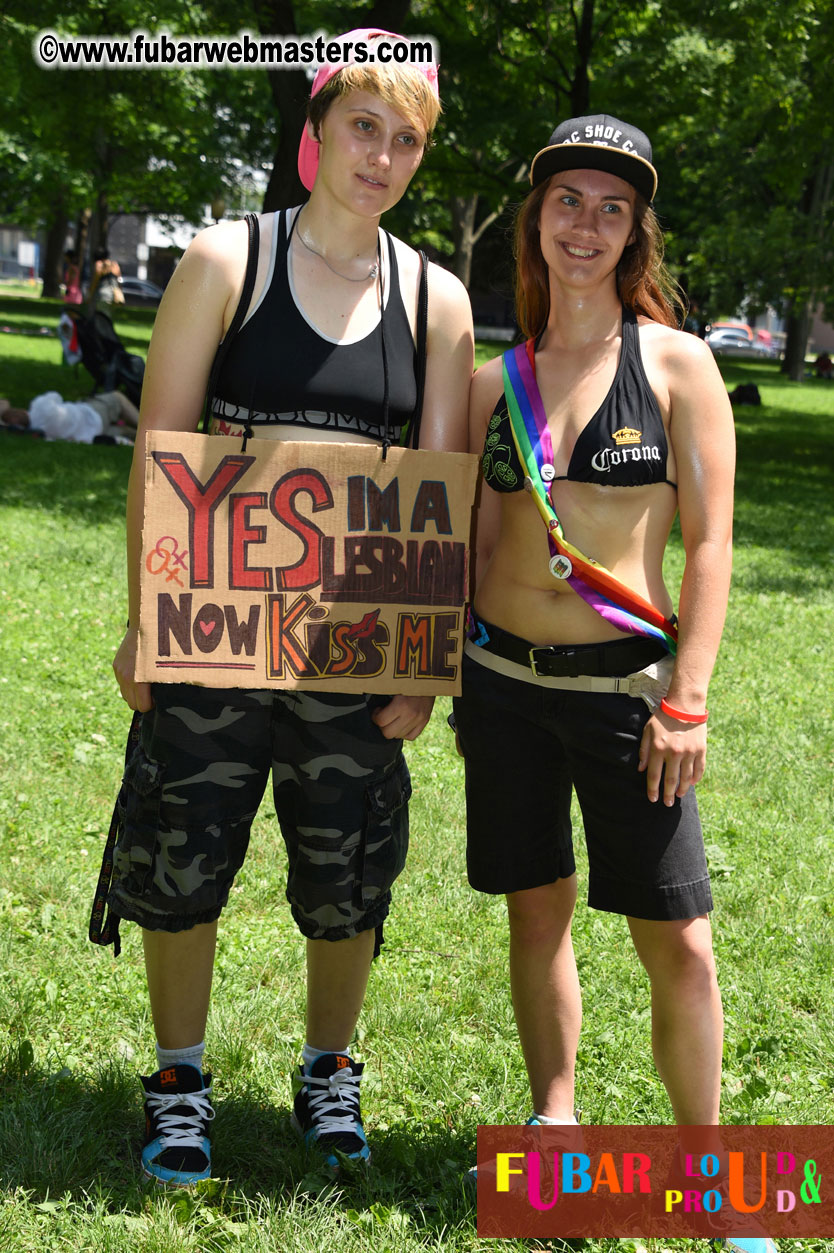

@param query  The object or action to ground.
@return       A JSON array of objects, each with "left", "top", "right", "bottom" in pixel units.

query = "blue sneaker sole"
[
  {"left": 715, "top": 1240, "right": 779, "bottom": 1253},
  {"left": 290, "top": 1110, "right": 370, "bottom": 1170},
  {"left": 142, "top": 1163, "right": 212, "bottom": 1188},
  {"left": 141, "top": 1139, "right": 212, "bottom": 1188}
]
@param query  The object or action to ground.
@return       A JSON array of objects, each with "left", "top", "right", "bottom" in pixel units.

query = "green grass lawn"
[{"left": 1, "top": 300, "right": 833, "bottom": 1250}]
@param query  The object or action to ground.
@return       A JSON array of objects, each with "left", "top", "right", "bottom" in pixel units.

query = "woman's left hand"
[
  {"left": 638, "top": 709, "right": 707, "bottom": 805},
  {"left": 372, "top": 695, "right": 436, "bottom": 741}
]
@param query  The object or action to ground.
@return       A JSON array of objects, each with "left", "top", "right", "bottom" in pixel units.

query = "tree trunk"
[
  {"left": 92, "top": 188, "right": 109, "bottom": 254},
  {"left": 449, "top": 195, "right": 478, "bottom": 287},
  {"left": 40, "top": 200, "right": 68, "bottom": 298},
  {"left": 570, "top": 0, "right": 594, "bottom": 114},
  {"left": 74, "top": 208, "right": 92, "bottom": 290},
  {"left": 261, "top": 64, "right": 310, "bottom": 210},
  {"left": 782, "top": 304, "right": 811, "bottom": 382},
  {"left": 781, "top": 159, "right": 832, "bottom": 381},
  {"left": 449, "top": 189, "right": 513, "bottom": 289}
]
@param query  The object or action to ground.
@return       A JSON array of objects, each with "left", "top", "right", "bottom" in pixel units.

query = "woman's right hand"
[{"left": 113, "top": 627, "right": 153, "bottom": 712}]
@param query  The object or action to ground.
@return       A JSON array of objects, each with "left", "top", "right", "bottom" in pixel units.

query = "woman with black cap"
[
  {"left": 108, "top": 29, "right": 473, "bottom": 1187},
  {"left": 456, "top": 116, "right": 772, "bottom": 1251}
]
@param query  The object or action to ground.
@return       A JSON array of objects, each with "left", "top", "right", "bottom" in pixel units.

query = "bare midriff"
[
  {"left": 476, "top": 478, "right": 678, "bottom": 645},
  {"left": 209, "top": 418, "right": 377, "bottom": 445}
]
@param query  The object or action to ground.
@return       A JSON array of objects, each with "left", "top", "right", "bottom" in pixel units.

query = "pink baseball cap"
[{"left": 297, "top": 27, "right": 440, "bottom": 192}]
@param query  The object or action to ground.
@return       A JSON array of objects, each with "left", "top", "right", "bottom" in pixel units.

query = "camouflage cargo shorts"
[{"left": 107, "top": 684, "right": 411, "bottom": 941}]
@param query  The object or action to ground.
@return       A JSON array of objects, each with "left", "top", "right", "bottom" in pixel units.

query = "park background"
[
  {"left": 1, "top": 0, "right": 833, "bottom": 1250},
  {"left": 3, "top": 0, "right": 833, "bottom": 368}
]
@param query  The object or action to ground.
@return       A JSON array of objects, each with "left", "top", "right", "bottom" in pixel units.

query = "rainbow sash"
[{"left": 502, "top": 340, "right": 678, "bottom": 654}]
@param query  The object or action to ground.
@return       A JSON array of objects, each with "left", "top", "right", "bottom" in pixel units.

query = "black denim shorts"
[
  {"left": 108, "top": 684, "right": 411, "bottom": 940},
  {"left": 453, "top": 649, "right": 712, "bottom": 921}
]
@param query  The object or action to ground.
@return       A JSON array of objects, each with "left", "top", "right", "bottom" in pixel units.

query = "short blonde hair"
[{"left": 308, "top": 64, "right": 441, "bottom": 150}]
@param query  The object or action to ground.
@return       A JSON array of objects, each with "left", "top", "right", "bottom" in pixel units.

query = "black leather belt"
[{"left": 475, "top": 623, "right": 667, "bottom": 679}]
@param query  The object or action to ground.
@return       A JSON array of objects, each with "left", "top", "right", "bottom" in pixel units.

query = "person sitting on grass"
[{"left": 0, "top": 391, "right": 139, "bottom": 443}]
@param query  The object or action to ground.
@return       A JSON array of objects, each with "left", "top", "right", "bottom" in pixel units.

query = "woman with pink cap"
[{"left": 109, "top": 29, "right": 473, "bottom": 1186}]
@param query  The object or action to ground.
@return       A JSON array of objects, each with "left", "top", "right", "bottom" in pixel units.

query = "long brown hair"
[{"left": 513, "top": 180, "right": 685, "bottom": 338}]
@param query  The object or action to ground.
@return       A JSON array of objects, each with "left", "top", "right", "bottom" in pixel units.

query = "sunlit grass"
[{"left": 0, "top": 305, "right": 832, "bottom": 1250}]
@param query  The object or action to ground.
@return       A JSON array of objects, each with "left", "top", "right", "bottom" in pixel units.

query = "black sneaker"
[
  {"left": 291, "top": 1052, "right": 370, "bottom": 1169},
  {"left": 141, "top": 1063, "right": 214, "bottom": 1186}
]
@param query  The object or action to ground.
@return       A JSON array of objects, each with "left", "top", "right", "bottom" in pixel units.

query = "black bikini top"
[{"left": 482, "top": 307, "right": 677, "bottom": 493}]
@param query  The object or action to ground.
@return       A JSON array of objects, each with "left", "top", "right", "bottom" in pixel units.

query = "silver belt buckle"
[{"left": 529, "top": 647, "right": 543, "bottom": 677}]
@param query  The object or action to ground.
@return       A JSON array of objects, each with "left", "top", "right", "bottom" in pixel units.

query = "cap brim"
[
  {"left": 530, "top": 142, "right": 657, "bottom": 202},
  {"left": 298, "top": 125, "right": 319, "bottom": 192}
]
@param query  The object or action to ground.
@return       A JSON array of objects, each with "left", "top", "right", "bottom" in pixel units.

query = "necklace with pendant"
[{"left": 296, "top": 213, "right": 379, "bottom": 282}]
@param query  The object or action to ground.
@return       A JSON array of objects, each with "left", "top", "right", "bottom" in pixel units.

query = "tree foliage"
[
  {"left": 0, "top": 0, "right": 275, "bottom": 291},
  {"left": 2, "top": 0, "right": 831, "bottom": 352},
  {"left": 650, "top": 0, "right": 833, "bottom": 367}
]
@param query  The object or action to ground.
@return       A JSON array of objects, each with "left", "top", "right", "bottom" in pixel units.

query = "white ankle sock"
[
  {"left": 302, "top": 1042, "right": 350, "bottom": 1069},
  {"left": 533, "top": 1113, "right": 578, "bottom": 1125},
  {"left": 155, "top": 1040, "right": 206, "bottom": 1075}
]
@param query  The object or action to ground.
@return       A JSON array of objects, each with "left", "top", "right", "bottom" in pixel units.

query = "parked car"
[
  {"left": 709, "top": 320, "right": 754, "bottom": 341},
  {"left": 706, "top": 329, "right": 779, "bottom": 359},
  {"left": 119, "top": 277, "right": 165, "bottom": 307}
]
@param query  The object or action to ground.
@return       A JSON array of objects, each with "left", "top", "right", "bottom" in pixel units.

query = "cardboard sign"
[{"left": 136, "top": 433, "right": 479, "bottom": 694}]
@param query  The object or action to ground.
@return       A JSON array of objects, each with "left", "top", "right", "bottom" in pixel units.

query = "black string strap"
[
  {"left": 406, "top": 250, "right": 429, "bottom": 451},
  {"left": 379, "top": 235, "right": 391, "bottom": 460},
  {"left": 201, "top": 212, "right": 260, "bottom": 438},
  {"left": 88, "top": 711, "right": 142, "bottom": 954}
]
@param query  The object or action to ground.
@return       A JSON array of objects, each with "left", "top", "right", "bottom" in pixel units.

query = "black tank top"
[
  {"left": 482, "top": 307, "right": 676, "bottom": 492},
  {"left": 213, "top": 209, "right": 417, "bottom": 442}
]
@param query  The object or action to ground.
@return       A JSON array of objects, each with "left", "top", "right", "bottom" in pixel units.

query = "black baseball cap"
[{"left": 530, "top": 114, "right": 657, "bottom": 202}]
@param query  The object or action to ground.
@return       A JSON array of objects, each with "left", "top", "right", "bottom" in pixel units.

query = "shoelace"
[
  {"left": 146, "top": 1086, "right": 215, "bottom": 1150},
  {"left": 304, "top": 1067, "right": 362, "bottom": 1137}
]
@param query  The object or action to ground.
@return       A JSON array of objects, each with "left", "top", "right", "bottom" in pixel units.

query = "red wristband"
[{"left": 660, "top": 698, "right": 708, "bottom": 725}]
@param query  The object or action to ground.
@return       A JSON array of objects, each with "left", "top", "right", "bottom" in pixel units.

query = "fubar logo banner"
[
  {"left": 136, "top": 434, "right": 479, "bottom": 694},
  {"left": 477, "top": 1125, "right": 833, "bottom": 1238}
]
